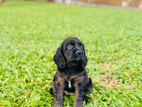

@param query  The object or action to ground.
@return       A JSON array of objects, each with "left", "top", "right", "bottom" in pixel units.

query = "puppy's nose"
[{"left": 76, "top": 50, "right": 82, "bottom": 55}]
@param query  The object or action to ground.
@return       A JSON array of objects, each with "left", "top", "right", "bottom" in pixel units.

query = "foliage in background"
[
  {"left": 3, "top": 0, "right": 50, "bottom": 2},
  {"left": 0, "top": 1, "right": 142, "bottom": 107}
]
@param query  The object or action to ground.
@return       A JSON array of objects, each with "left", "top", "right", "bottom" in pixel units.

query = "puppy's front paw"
[{"left": 83, "top": 96, "right": 91, "bottom": 103}]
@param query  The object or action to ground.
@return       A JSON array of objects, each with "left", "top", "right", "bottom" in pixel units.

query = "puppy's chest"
[
  {"left": 63, "top": 76, "right": 75, "bottom": 89},
  {"left": 59, "top": 69, "right": 84, "bottom": 88},
  {"left": 64, "top": 76, "right": 81, "bottom": 89},
  {"left": 67, "top": 80, "right": 72, "bottom": 88},
  {"left": 64, "top": 76, "right": 77, "bottom": 89}
]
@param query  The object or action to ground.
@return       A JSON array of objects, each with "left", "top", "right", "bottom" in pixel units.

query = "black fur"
[{"left": 50, "top": 37, "right": 93, "bottom": 107}]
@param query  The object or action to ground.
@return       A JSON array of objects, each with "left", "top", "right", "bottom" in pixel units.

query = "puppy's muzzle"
[{"left": 76, "top": 50, "right": 82, "bottom": 56}]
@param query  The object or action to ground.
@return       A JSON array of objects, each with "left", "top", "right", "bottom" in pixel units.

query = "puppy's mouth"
[
  {"left": 67, "top": 58, "right": 82, "bottom": 66},
  {"left": 69, "top": 56, "right": 82, "bottom": 62},
  {"left": 74, "top": 57, "right": 82, "bottom": 61}
]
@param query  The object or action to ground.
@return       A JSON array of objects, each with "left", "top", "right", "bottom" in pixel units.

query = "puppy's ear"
[
  {"left": 53, "top": 46, "right": 66, "bottom": 69},
  {"left": 82, "top": 45, "right": 88, "bottom": 69}
]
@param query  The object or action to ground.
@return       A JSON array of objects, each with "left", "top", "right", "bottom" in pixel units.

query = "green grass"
[{"left": 0, "top": 1, "right": 142, "bottom": 107}]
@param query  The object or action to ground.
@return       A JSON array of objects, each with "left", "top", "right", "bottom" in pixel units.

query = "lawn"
[{"left": 0, "top": 1, "right": 142, "bottom": 107}]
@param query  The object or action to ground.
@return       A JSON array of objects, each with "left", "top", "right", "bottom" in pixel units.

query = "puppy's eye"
[{"left": 67, "top": 45, "right": 73, "bottom": 49}]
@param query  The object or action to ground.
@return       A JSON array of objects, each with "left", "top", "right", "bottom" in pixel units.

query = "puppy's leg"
[
  {"left": 53, "top": 77, "right": 65, "bottom": 107},
  {"left": 74, "top": 83, "right": 84, "bottom": 107}
]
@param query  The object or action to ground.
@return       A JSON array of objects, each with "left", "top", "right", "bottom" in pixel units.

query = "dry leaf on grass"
[
  {"left": 103, "top": 74, "right": 118, "bottom": 89},
  {"left": 104, "top": 80, "right": 117, "bottom": 89},
  {"left": 101, "top": 63, "right": 113, "bottom": 71}
]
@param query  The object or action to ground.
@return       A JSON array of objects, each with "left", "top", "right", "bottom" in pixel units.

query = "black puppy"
[{"left": 50, "top": 37, "right": 93, "bottom": 107}]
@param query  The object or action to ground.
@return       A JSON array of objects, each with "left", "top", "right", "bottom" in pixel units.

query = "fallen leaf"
[
  {"left": 101, "top": 63, "right": 113, "bottom": 71},
  {"left": 105, "top": 80, "right": 117, "bottom": 88}
]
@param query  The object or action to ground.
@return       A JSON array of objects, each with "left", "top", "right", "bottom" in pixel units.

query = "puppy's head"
[{"left": 53, "top": 37, "right": 87, "bottom": 69}]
